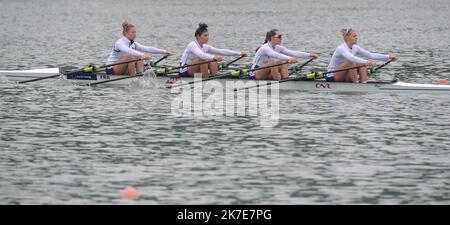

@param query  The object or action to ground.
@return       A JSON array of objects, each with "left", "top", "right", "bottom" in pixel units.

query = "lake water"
[{"left": 0, "top": 0, "right": 449, "bottom": 204}]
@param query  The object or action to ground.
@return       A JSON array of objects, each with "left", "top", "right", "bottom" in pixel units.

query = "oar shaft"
[
  {"left": 289, "top": 58, "right": 314, "bottom": 75},
  {"left": 370, "top": 59, "right": 393, "bottom": 74},
  {"left": 324, "top": 64, "right": 367, "bottom": 75},
  {"left": 224, "top": 55, "right": 245, "bottom": 68},
  {"left": 249, "top": 61, "right": 289, "bottom": 72},
  {"left": 172, "top": 60, "right": 216, "bottom": 70},
  {"left": 98, "top": 58, "right": 143, "bottom": 69},
  {"left": 153, "top": 56, "right": 168, "bottom": 66}
]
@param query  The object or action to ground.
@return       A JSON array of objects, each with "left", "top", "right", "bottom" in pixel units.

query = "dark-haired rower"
[{"left": 179, "top": 23, "right": 247, "bottom": 78}]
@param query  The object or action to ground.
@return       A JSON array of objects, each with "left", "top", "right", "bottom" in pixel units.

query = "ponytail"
[
  {"left": 195, "top": 23, "right": 208, "bottom": 37},
  {"left": 122, "top": 20, "right": 135, "bottom": 35},
  {"left": 255, "top": 29, "right": 279, "bottom": 52},
  {"left": 340, "top": 28, "right": 353, "bottom": 40}
]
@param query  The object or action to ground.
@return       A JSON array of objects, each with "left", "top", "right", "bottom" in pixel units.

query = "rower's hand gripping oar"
[
  {"left": 18, "top": 58, "right": 144, "bottom": 84},
  {"left": 168, "top": 61, "right": 290, "bottom": 89}
]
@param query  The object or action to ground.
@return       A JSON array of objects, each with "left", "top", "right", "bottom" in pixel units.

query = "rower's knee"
[{"left": 122, "top": 55, "right": 135, "bottom": 61}]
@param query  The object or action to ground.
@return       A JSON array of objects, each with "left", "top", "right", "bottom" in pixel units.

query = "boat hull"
[{"left": 1, "top": 68, "right": 450, "bottom": 94}]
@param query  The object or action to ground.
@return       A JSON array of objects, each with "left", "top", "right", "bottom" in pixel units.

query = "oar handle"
[{"left": 369, "top": 59, "right": 394, "bottom": 74}]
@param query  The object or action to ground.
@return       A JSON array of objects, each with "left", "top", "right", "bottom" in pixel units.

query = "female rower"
[
  {"left": 326, "top": 28, "right": 398, "bottom": 83},
  {"left": 249, "top": 29, "right": 318, "bottom": 80},
  {"left": 179, "top": 23, "right": 247, "bottom": 78},
  {"left": 106, "top": 21, "right": 173, "bottom": 75}
]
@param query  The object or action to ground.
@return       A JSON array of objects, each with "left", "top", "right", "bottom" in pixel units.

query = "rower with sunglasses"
[
  {"left": 249, "top": 29, "right": 318, "bottom": 80},
  {"left": 326, "top": 28, "right": 398, "bottom": 83}
]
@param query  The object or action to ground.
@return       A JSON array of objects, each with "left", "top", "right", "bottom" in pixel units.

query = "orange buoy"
[
  {"left": 121, "top": 186, "right": 139, "bottom": 200},
  {"left": 438, "top": 79, "right": 447, "bottom": 85}
]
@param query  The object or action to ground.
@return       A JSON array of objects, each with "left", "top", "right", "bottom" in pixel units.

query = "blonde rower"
[
  {"left": 249, "top": 29, "right": 318, "bottom": 80},
  {"left": 106, "top": 21, "right": 173, "bottom": 75},
  {"left": 179, "top": 23, "right": 247, "bottom": 78},
  {"left": 326, "top": 28, "right": 398, "bottom": 83}
]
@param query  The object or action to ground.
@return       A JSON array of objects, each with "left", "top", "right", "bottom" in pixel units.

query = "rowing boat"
[{"left": 1, "top": 67, "right": 450, "bottom": 94}]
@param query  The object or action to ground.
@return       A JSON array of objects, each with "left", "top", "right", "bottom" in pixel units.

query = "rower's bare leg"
[
  {"left": 254, "top": 68, "right": 270, "bottom": 80},
  {"left": 112, "top": 55, "right": 135, "bottom": 75},
  {"left": 127, "top": 62, "right": 137, "bottom": 75},
  {"left": 333, "top": 60, "right": 357, "bottom": 82},
  {"left": 269, "top": 60, "right": 283, "bottom": 80},
  {"left": 358, "top": 66, "right": 368, "bottom": 83},
  {"left": 187, "top": 58, "right": 204, "bottom": 77},
  {"left": 270, "top": 67, "right": 281, "bottom": 80},
  {"left": 209, "top": 60, "right": 219, "bottom": 76},
  {"left": 346, "top": 68, "right": 358, "bottom": 83},
  {"left": 280, "top": 64, "right": 289, "bottom": 79},
  {"left": 200, "top": 63, "right": 209, "bottom": 78},
  {"left": 254, "top": 60, "right": 278, "bottom": 80},
  {"left": 136, "top": 60, "right": 145, "bottom": 74}
]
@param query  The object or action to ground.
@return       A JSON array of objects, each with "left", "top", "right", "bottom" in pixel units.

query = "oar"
[
  {"left": 369, "top": 59, "right": 394, "bottom": 74},
  {"left": 288, "top": 58, "right": 315, "bottom": 75},
  {"left": 168, "top": 61, "right": 290, "bottom": 89},
  {"left": 147, "top": 55, "right": 168, "bottom": 67},
  {"left": 89, "top": 59, "right": 215, "bottom": 86},
  {"left": 157, "top": 59, "right": 218, "bottom": 75},
  {"left": 19, "top": 58, "right": 144, "bottom": 84},
  {"left": 234, "top": 64, "right": 366, "bottom": 92},
  {"left": 219, "top": 55, "right": 246, "bottom": 70},
  {"left": 159, "top": 56, "right": 245, "bottom": 75}
]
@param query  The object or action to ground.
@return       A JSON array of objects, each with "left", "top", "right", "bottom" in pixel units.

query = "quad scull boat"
[{"left": 1, "top": 67, "right": 450, "bottom": 94}]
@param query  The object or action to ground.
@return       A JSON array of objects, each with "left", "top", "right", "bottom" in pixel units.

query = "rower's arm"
[
  {"left": 263, "top": 46, "right": 290, "bottom": 61},
  {"left": 277, "top": 45, "right": 310, "bottom": 59},
  {"left": 338, "top": 46, "right": 367, "bottom": 64},
  {"left": 115, "top": 42, "right": 144, "bottom": 57},
  {"left": 134, "top": 42, "right": 166, "bottom": 54},
  {"left": 204, "top": 45, "right": 241, "bottom": 56},
  {"left": 189, "top": 42, "right": 215, "bottom": 60},
  {"left": 355, "top": 46, "right": 390, "bottom": 61}
]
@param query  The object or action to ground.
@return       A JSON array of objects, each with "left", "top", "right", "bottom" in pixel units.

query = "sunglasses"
[
  {"left": 274, "top": 34, "right": 282, "bottom": 39},
  {"left": 346, "top": 28, "right": 353, "bottom": 36}
]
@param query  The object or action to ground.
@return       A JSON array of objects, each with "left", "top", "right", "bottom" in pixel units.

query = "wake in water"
[{"left": 127, "top": 69, "right": 162, "bottom": 89}]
